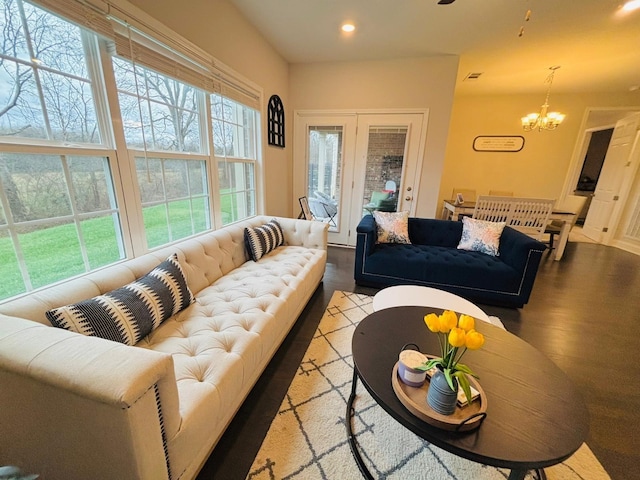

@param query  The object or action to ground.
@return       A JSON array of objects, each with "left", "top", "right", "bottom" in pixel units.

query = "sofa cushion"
[
  {"left": 244, "top": 220, "right": 285, "bottom": 261},
  {"left": 373, "top": 211, "right": 411, "bottom": 244},
  {"left": 457, "top": 217, "right": 505, "bottom": 256},
  {"left": 45, "top": 253, "right": 194, "bottom": 345},
  {"left": 364, "top": 243, "right": 519, "bottom": 292}
]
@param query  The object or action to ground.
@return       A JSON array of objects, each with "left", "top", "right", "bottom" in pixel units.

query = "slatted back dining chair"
[
  {"left": 473, "top": 196, "right": 555, "bottom": 241},
  {"left": 472, "top": 196, "right": 513, "bottom": 223}
]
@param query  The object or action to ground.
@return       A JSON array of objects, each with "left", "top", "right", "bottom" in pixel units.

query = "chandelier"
[{"left": 521, "top": 66, "right": 566, "bottom": 132}]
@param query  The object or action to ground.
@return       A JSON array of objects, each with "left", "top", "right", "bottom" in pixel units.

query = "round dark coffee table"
[{"left": 347, "top": 306, "right": 589, "bottom": 480}]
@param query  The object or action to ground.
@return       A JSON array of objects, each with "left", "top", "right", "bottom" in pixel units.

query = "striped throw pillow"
[
  {"left": 46, "top": 254, "right": 195, "bottom": 346},
  {"left": 244, "top": 220, "right": 285, "bottom": 262}
]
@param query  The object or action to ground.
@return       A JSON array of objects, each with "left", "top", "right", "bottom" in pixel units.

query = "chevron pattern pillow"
[
  {"left": 46, "top": 254, "right": 195, "bottom": 346},
  {"left": 244, "top": 220, "right": 285, "bottom": 261}
]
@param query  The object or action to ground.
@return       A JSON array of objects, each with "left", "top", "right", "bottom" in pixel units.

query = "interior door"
[
  {"left": 583, "top": 114, "right": 640, "bottom": 242},
  {"left": 294, "top": 111, "right": 427, "bottom": 246}
]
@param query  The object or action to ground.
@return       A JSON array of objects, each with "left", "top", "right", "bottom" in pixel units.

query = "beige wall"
[
  {"left": 109, "top": 2, "right": 640, "bottom": 223},
  {"left": 290, "top": 56, "right": 459, "bottom": 218},
  {"left": 127, "top": 0, "right": 292, "bottom": 217},
  {"left": 440, "top": 92, "right": 640, "bottom": 211}
]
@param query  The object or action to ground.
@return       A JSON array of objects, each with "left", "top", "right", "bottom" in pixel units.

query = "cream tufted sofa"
[{"left": 0, "top": 215, "right": 328, "bottom": 480}]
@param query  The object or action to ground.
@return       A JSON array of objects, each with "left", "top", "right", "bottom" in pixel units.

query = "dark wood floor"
[{"left": 198, "top": 240, "right": 640, "bottom": 480}]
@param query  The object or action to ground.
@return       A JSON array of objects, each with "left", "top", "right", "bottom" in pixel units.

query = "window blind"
[
  {"left": 29, "top": 0, "right": 115, "bottom": 40},
  {"left": 109, "top": 24, "right": 219, "bottom": 93},
  {"left": 30, "top": 0, "right": 261, "bottom": 110}
]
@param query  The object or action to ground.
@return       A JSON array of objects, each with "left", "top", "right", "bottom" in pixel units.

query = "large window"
[
  {"left": 0, "top": 0, "right": 123, "bottom": 299},
  {"left": 0, "top": 0, "right": 263, "bottom": 301},
  {"left": 112, "top": 57, "right": 212, "bottom": 247},
  {"left": 211, "top": 93, "right": 258, "bottom": 225}
]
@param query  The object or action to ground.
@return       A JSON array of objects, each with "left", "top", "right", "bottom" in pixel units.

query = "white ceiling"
[{"left": 229, "top": 0, "right": 640, "bottom": 96}]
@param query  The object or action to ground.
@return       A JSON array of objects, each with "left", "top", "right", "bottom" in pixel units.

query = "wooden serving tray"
[{"left": 391, "top": 362, "right": 487, "bottom": 432}]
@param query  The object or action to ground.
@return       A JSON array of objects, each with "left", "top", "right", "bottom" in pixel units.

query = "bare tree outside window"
[
  {"left": 112, "top": 57, "right": 200, "bottom": 153},
  {"left": 0, "top": 0, "right": 100, "bottom": 143}
]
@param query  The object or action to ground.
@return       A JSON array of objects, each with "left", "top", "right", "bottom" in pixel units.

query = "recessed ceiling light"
[
  {"left": 341, "top": 23, "right": 355, "bottom": 33},
  {"left": 622, "top": 0, "right": 640, "bottom": 11}
]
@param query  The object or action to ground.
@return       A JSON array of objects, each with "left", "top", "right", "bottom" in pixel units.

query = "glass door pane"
[
  {"left": 307, "top": 126, "right": 342, "bottom": 232},
  {"left": 362, "top": 127, "right": 407, "bottom": 216}
]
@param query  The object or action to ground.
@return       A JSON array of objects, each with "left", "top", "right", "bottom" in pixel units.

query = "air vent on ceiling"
[{"left": 464, "top": 72, "right": 483, "bottom": 81}]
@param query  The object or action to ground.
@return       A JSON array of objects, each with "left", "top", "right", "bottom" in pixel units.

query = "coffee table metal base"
[
  {"left": 346, "top": 369, "right": 375, "bottom": 480},
  {"left": 346, "top": 367, "right": 547, "bottom": 480}
]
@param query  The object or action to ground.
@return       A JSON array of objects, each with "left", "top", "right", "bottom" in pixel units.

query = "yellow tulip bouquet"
[{"left": 418, "top": 310, "right": 486, "bottom": 404}]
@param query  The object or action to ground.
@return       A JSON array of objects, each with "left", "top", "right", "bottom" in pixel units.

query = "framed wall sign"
[{"left": 473, "top": 135, "right": 525, "bottom": 152}]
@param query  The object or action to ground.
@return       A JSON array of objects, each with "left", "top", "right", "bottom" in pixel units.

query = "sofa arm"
[
  {"left": 354, "top": 215, "right": 378, "bottom": 284},
  {"left": 0, "top": 315, "right": 180, "bottom": 480},
  {"left": 356, "top": 215, "right": 377, "bottom": 256},
  {"left": 272, "top": 216, "right": 328, "bottom": 250},
  {"left": 499, "top": 226, "right": 547, "bottom": 269}
]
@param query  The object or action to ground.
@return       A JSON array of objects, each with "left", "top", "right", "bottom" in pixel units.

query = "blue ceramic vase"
[{"left": 427, "top": 369, "right": 458, "bottom": 415}]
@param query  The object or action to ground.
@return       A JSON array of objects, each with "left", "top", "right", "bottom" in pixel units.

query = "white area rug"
[{"left": 246, "top": 291, "right": 610, "bottom": 480}]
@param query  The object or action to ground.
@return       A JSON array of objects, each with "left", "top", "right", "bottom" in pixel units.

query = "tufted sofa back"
[
  {"left": 408, "top": 217, "right": 463, "bottom": 247},
  {"left": 0, "top": 215, "right": 325, "bottom": 326}
]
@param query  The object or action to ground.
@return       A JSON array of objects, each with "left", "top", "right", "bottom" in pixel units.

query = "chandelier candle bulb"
[{"left": 522, "top": 66, "right": 565, "bottom": 132}]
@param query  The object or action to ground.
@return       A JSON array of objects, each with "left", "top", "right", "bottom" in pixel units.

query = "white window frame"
[{"left": 0, "top": 0, "right": 266, "bottom": 301}]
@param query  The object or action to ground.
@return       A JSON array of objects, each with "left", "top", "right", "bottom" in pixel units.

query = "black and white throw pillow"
[
  {"left": 46, "top": 253, "right": 195, "bottom": 346},
  {"left": 244, "top": 220, "right": 285, "bottom": 262}
]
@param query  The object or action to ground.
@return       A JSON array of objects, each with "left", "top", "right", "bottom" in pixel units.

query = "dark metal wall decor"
[
  {"left": 267, "top": 95, "right": 285, "bottom": 148},
  {"left": 473, "top": 135, "right": 525, "bottom": 152}
]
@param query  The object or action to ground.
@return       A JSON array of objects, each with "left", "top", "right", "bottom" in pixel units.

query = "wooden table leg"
[{"left": 554, "top": 221, "right": 572, "bottom": 261}]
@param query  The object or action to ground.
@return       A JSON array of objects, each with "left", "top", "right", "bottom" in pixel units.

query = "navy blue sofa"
[{"left": 354, "top": 215, "right": 547, "bottom": 308}]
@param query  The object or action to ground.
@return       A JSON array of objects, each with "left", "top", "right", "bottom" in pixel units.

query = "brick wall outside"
[{"left": 363, "top": 131, "right": 406, "bottom": 204}]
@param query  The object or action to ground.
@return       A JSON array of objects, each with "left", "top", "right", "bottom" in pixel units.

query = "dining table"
[{"left": 441, "top": 199, "right": 577, "bottom": 261}]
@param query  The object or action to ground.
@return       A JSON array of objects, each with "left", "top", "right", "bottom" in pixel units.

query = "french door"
[{"left": 294, "top": 111, "right": 427, "bottom": 246}]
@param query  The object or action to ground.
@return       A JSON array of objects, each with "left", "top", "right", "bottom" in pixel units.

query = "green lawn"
[{"left": 0, "top": 199, "right": 213, "bottom": 300}]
